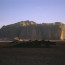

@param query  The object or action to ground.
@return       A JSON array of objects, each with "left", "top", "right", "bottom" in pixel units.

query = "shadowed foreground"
[{"left": 0, "top": 40, "right": 65, "bottom": 65}]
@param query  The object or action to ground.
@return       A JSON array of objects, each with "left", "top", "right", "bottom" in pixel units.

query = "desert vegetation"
[{"left": 2, "top": 40, "right": 56, "bottom": 48}]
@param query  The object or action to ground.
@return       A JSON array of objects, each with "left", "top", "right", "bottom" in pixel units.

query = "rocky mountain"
[{"left": 0, "top": 20, "right": 65, "bottom": 40}]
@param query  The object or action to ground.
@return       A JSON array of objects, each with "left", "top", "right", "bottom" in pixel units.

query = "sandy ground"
[{"left": 0, "top": 40, "right": 65, "bottom": 65}]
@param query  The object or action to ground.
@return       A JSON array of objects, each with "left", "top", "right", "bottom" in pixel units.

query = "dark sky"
[{"left": 0, "top": 0, "right": 65, "bottom": 27}]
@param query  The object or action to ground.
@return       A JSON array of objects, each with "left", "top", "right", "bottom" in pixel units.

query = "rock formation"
[{"left": 0, "top": 20, "right": 65, "bottom": 40}]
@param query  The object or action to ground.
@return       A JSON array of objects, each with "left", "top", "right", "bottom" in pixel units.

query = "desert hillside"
[{"left": 0, "top": 21, "right": 65, "bottom": 40}]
